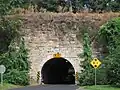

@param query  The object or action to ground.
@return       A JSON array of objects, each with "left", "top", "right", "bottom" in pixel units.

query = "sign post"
[
  {"left": 0, "top": 65, "right": 6, "bottom": 87},
  {"left": 95, "top": 68, "right": 96, "bottom": 86},
  {"left": 90, "top": 58, "right": 101, "bottom": 86},
  {"left": 1, "top": 73, "right": 3, "bottom": 86}
]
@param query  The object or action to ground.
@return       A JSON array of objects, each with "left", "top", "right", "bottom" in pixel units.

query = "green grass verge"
[
  {"left": 0, "top": 83, "right": 21, "bottom": 90},
  {"left": 83, "top": 85, "right": 120, "bottom": 90}
]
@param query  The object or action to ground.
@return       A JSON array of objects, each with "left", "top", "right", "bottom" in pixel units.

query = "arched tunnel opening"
[{"left": 41, "top": 58, "right": 75, "bottom": 84}]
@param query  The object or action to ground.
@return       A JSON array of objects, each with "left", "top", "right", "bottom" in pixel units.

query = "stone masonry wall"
[{"left": 20, "top": 12, "right": 120, "bottom": 84}]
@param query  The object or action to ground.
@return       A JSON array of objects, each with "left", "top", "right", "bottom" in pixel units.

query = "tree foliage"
[
  {"left": 78, "top": 31, "right": 95, "bottom": 85},
  {"left": 98, "top": 17, "right": 120, "bottom": 87},
  {"left": 108, "top": 0, "right": 120, "bottom": 12},
  {"left": 0, "top": 18, "right": 20, "bottom": 54},
  {"left": 31, "top": 0, "right": 120, "bottom": 12},
  {"left": 89, "top": 0, "right": 109, "bottom": 12},
  {"left": 0, "top": 0, "right": 30, "bottom": 85},
  {"left": 0, "top": 38, "right": 30, "bottom": 85},
  {"left": 0, "top": 0, "right": 118, "bottom": 13},
  {"left": 79, "top": 17, "right": 120, "bottom": 87},
  {"left": 0, "top": 0, "right": 30, "bottom": 15}
]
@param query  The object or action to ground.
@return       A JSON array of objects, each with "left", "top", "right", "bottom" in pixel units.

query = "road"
[{"left": 10, "top": 85, "right": 83, "bottom": 90}]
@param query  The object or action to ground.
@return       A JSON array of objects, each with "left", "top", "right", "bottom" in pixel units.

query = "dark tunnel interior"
[{"left": 41, "top": 58, "right": 75, "bottom": 84}]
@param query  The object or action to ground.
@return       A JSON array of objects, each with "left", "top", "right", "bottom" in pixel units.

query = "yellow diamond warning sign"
[{"left": 90, "top": 58, "right": 101, "bottom": 69}]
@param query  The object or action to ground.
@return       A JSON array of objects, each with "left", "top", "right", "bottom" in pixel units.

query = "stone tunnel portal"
[{"left": 41, "top": 58, "right": 75, "bottom": 84}]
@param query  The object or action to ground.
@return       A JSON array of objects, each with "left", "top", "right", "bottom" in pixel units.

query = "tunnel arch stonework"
[
  {"left": 25, "top": 33, "right": 83, "bottom": 84},
  {"left": 24, "top": 29, "right": 83, "bottom": 84},
  {"left": 22, "top": 13, "right": 119, "bottom": 84}
]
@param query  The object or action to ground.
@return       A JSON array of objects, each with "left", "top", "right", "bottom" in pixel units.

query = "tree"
[
  {"left": 0, "top": 0, "right": 30, "bottom": 85},
  {"left": 0, "top": 18, "right": 20, "bottom": 54},
  {"left": 99, "top": 17, "right": 120, "bottom": 86},
  {"left": 108, "top": 0, "right": 120, "bottom": 12},
  {"left": 89, "top": 0, "right": 109, "bottom": 12},
  {"left": 0, "top": 38, "right": 30, "bottom": 85},
  {"left": 32, "top": 0, "right": 85, "bottom": 12},
  {"left": 78, "top": 31, "right": 95, "bottom": 85},
  {"left": 71, "top": 0, "right": 84, "bottom": 12},
  {"left": 0, "top": 0, "right": 30, "bottom": 16}
]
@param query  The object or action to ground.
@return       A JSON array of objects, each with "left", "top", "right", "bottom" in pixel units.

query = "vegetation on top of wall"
[
  {"left": 31, "top": 0, "right": 120, "bottom": 13},
  {"left": 0, "top": 0, "right": 30, "bottom": 15},
  {"left": 1, "top": 0, "right": 119, "bottom": 14}
]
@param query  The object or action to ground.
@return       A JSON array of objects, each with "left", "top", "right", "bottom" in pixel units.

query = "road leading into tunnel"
[{"left": 10, "top": 85, "right": 84, "bottom": 90}]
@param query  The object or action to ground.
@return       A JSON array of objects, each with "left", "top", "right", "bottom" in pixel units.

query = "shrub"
[
  {"left": 99, "top": 17, "right": 120, "bottom": 87},
  {"left": 0, "top": 38, "right": 30, "bottom": 85},
  {"left": 4, "top": 69, "right": 29, "bottom": 85}
]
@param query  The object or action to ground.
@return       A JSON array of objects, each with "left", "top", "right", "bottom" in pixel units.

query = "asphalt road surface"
[{"left": 10, "top": 85, "right": 83, "bottom": 90}]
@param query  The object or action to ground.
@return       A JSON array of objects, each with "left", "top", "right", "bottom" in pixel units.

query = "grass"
[
  {"left": 0, "top": 83, "right": 21, "bottom": 90},
  {"left": 83, "top": 85, "right": 120, "bottom": 90}
]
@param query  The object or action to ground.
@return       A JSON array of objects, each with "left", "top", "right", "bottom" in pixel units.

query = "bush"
[
  {"left": 79, "top": 70, "right": 95, "bottom": 85},
  {"left": 99, "top": 17, "right": 120, "bottom": 87},
  {"left": 78, "top": 32, "right": 95, "bottom": 86},
  {"left": 0, "top": 18, "right": 30, "bottom": 86},
  {"left": 79, "top": 66, "right": 108, "bottom": 85},
  {"left": 4, "top": 69, "right": 29, "bottom": 85},
  {"left": 0, "top": 0, "right": 30, "bottom": 86},
  {"left": 79, "top": 18, "right": 120, "bottom": 86},
  {"left": 0, "top": 38, "right": 30, "bottom": 85}
]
